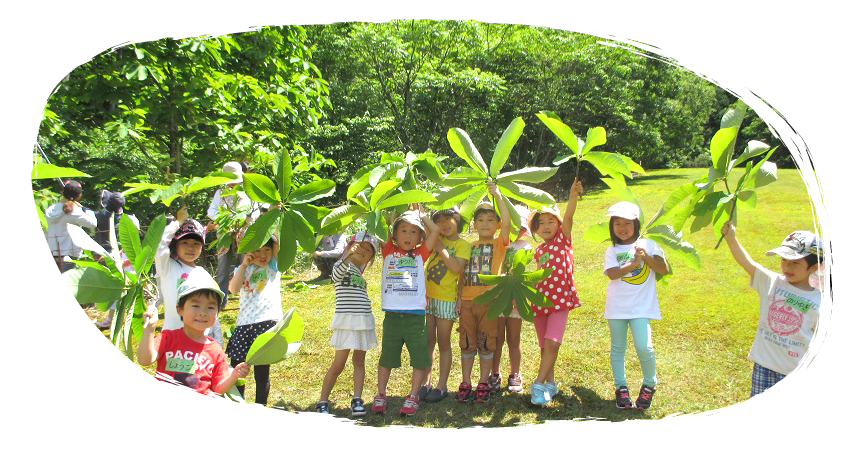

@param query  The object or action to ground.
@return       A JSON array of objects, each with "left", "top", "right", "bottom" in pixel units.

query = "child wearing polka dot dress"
[
  {"left": 526, "top": 178, "right": 583, "bottom": 406},
  {"left": 226, "top": 236, "right": 283, "bottom": 405}
]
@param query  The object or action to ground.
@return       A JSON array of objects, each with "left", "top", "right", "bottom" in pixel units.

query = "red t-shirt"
[
  {"left": 533, "top": 228, "right": 580, "bottom": 316},
  {"left": 154, "top": 328, "right": 230, "bottom": 395}
]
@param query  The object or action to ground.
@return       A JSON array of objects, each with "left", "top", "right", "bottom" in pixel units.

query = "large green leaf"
[
  {"left": 600, "top": 177, "right": 639, "bottom": 209},
  {"left": 277, "top": 216, "right": 298, "bottom": 272},
  {"left": 376, "top": 190, "right": 437, "bottom": 210},
  {"left": 646, "top": 233, "right": 700, "bottom": 271},
  {"left": 496, "top": 166, "right": 559, "bottom": 184},
  {"left": 274, "top": 148, "right": 293, "bottom": 200},
  {"left": 754, "top": 161, "right": 778, "bottom": 188},
  {"left": 709, "top": 127, "right": 738, "bottom": 175},
  {"left": 289, "top": 179, "right": 335, "bottom": 204},
  {"left": 429, "top": 183, "right": 483, "bottom": 209},
  {"left": 122, "top": 182, "right": 169, "bottom": 198},
  {"left": 458, "top": 189, "right": 488, "bottom": 224},
  {"left": 365, "top": 210, "right": 389, "bottom": 243},
  {"left": 31, "top": 163, "right": 90, "bottom": 180},
  {"left": 238, "top": 208, "right": 281, "bottom": 253},
  {"left": 246, "top": 308, "right": 304, "bottom": 366},
  {"left": 583, "top": 222, "right": 611, "bottom": 243},
  {"left": 118, "top": 214, "right": 142, "bottom": 266},
  {"left": 521, "top": 267, "right": 553, "bottom": 284},
  {"left": 616, "top": 153, "right": 647, "bottom": 176},
  {"left": 369, "top": 162, "right": 404, "bottom": 187},
  {"left": 347, "top": 167, "right": 374, "bottom": 201},
  {"left": 369, "top": 179, "right": 402, "bottom": 208},
  {"left": 141, "top": 215, "right": 166, "bottom": 264},
  {"left": 497, "top": 181, "right": 555, "bottom": 208},
  {"left": 447, "top": 128, "right": 488, "bottom": 174},
  {"left": 322, "top": 204, "right": 369, "bottom": 228},
  {"left": 241, "top": 173, "right": 280, "bottom": 205},
  {"left": 731, "top": 140, "right": 771, "bottom": 170},
  {"left": 489, "top": 117, "right": 525, "bottom": 177},
  {"left": 413, "top": 158, "right": 446, "bottom": 184},
  {"left": 285, "top": 210, "right": 316, "bottom": 253},
  {"left": 440, "top": 167, "right": 487, "bottom": 187},
  {"left": 581, "top": 127, "right": 607, "bottom": 156},
  {"left": 185, "top": 175, "right": 239, "bottom": 195},
  {"left": 536, "top": 112, "right": 580, "bottom": 156},
  {"left": 63, "top": 267, "right": 125, "bottom": 304},
  {"left": 737, "top": 190, "right": 757, "bottom": 211},
  {"left": 583, "top": 151, "right": 631, "bottom": 178},
  {"left": 647, "top": 183, "right": 698, "bottom": 229}
]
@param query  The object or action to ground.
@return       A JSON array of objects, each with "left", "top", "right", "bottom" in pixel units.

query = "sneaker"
[
  {"left": 418, "top": 383, "right": 432, "bottom": 401},
  {"left": 507, "top": 374, "right": 523, "bottom": 393},
  {"left": 475, "top": 383, "right": 491, "bottom": 403},
  {"left": 400, "top": 394, "right": 419, "bottom": 416},
  {"left": 615, "top": 386, "right": 633, "bottom": 409},
  {"left": 488, "top": 373, "right": 502, "bottom": 393},
  {"left": 635, "top": 385, "right": 657, "bottom": 410},
  {"left": 315, "top": 401, "right": 331, "bottom": 414},
  {"left": 545, "top": 381, "right": 559, "bottom": 398},
  {"left": 456, "top": 382, "right": 472, "bottom": 402},
  {"left": 350, "top": 397, "right": 366, "bottom": 416},
  {"left": 426, "top": 388, "right": 448, "bottom": 403},
  {"left": 530, "top": 382, "right": 549, "bottom": 406},
  {"left": 371, "top": 394, "right": 387, "bottom": 414}
]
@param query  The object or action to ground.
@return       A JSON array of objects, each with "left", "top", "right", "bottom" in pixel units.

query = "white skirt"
[{"left": 330, "top": 313, "right": 377, "bottom": 351}]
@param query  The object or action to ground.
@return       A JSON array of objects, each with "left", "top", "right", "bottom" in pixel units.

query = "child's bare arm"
[
  {"left": 562, "top": 178, "right": 583, "bottom": 238},
  {"left": 721, "top": 221, "right": 757, "bottom": 278},
  {"left": 137, "top": 306, "right": 159, "bottom": 366},
  {"left": 228, "top": 254, "right": 254, "bottom": 294},
  {"left": 420, "top": 205, "right": 440, "bottom": 251},
  {"left": 214, "top": 363, "right": 250, "bottom": 394},
  {"left": 605, "top": 250, "right": 645, "bottom": 280}
]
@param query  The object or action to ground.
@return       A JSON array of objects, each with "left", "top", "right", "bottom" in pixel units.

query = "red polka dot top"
[{"left": 532, "top": 227, "right": 580, "bottom": 316}]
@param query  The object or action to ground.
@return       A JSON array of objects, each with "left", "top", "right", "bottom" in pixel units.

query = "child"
[
  {"left": 44, "top": 179, "right": 97, "bottom": 272},
  {"left": 602, "top": 201, "right": 669, "bottom": 410},
  {"left": 226, "top": 235, "right": 283, "bottom": 405},
  {"left": 155, "top": 207, "right": 224, "bottom": 348},
  {"left": 138, "top": 270, "right": 250, "bottom": 396},
  {"left": 317, "top": 232, "right": 380, "bottom": 415},
  {"left": 457, "top": 182, "right": 510, "bottom": 403},
  {"left": 490, "top": 204, "right": 532, "bottom": 394},
  {"left": 372, "top": 207, "right": 439, "bottom": 416},
  {"left": 527, "top": 178, "right": 583, "bottom": 406},
  {"left": 420, "top": 207, "right": 470, "bottom": 403},
  {"left": 721, "top": 222, "right": 822, "bottom": 397}
]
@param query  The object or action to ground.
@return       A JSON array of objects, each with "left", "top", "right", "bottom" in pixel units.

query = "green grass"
[{"left": 94, "top": 167, "right": 819, "bottom": 426}]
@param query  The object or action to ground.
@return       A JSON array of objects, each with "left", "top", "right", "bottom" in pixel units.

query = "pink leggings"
[{"left": 534, "top": 310, "right": 569, "bottom": 347}]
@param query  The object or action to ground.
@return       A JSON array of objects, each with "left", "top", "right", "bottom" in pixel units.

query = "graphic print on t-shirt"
[
  {"left": 426, "top": 246, "right": 454, "bottom": 284},
  {"left": 385, "top": 255, "right": 420, "bottom": 293},
  {"left": 464, "top": 243, "right": 495, "bottom": 287},
  {"left": 617, "top": 251, "right": 650, "bottom": 285}
]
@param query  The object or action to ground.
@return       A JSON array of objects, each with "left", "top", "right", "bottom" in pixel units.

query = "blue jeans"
[{"left": 608, "top": 318, "right": 657, "bottom": 388}]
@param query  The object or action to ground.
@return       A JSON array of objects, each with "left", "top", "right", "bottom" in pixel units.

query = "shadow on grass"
[{"left": 268, "top": 384, "right": 653, "bottom": 428}]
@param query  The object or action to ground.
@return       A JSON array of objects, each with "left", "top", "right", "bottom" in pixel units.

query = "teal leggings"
[{"left": 608, "top": 318, "right": 657, "bottom": 388}]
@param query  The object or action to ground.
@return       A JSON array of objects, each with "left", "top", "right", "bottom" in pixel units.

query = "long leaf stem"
[{"left": 714, "top": 197, "right": 738, "bottom": 249}]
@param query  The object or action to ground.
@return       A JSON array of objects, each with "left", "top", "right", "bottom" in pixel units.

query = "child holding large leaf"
[
  {"left": 155, "top": 207, "right": 224, "bottom": 347},
  {"left": 602, "top": 202, "right": 669, "bottom": 411},
  {"left": 372, "top": 208, "right": 439, "bottom": 417},
  {"left": 316, "top": 232, "right": 380, "bottom": 416},
  {"left": 526, "top": 178, "right": 583, "bottom": 406},
  {"left": 226, "top": 235, "right": 283, "bottom": 405},
  {"left": 419, "top": 207, "right": 470, "bottom": 403},
  {"left": 138, "top": 270, "right": 250, "bottom": 396},
  {"left": 456, "top": 182, "right": 510, "bottom": 404}
]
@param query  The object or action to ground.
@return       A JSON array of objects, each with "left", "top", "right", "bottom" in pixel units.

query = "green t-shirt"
[{"left": 424, "top": 237, "right": 471, "bottom": 302}]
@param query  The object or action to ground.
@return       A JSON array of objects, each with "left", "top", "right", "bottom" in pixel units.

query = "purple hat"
[{"left": 173, "top": 219, "right": 206, "bottom": 244}]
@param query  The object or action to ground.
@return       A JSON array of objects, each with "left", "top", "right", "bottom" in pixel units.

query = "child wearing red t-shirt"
[
  {"left": 526, "top": 178, "right": 583, "bottom": 406},
  {"left": 138, "top": 270, "right": 249, "bottom": 396}
]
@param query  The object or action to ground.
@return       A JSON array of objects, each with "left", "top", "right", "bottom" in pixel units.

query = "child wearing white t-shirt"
[
  {"left": 721, "top": 222, "right": 822, "bottom": 397},
  {"left": 603, "top": 202, "right": 669, "bottom": 411},
  {"left": 227, "top": 236, "right": 283, "bottom": 405}
]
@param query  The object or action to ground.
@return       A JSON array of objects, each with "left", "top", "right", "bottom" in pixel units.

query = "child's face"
[
  {"left": 176, "top": 238, "right": 203, "bottom": 264},
  {"left": 612, "top": 217, "right": 636, "bottom": 244},
  {"left": 435, "top": 215, "right": 459, "bottom": 239},
  {"left": 395, "top": 222, "right": 424, "bottom": 251},
  {"left": 350, "top": 242, "right": 375, "bottom": 266},
  {"left": 474, "top": 211, "right": 500, "bottom": 239},
  {"left": 781, "top": 257, "right": 818, "bottom": 286},
  {"left": 177, "top": 293, "right": 219, "bottom": 333},
  {"left": 535, "top": 213, "right": 560, "bottom": 242},
  {"left": 252, "top": 246, "right": 274, "bottom": 266}
]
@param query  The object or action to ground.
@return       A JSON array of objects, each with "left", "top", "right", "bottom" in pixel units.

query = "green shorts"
[{"left": 379, "top": 312, "right": 431, "bottom": 369}]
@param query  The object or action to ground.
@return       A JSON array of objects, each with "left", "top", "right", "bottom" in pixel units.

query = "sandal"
[{"left": 426, "top": 388, "right": 448, "bottom": 403}]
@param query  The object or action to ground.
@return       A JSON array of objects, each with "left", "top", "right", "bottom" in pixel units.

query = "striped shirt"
[{"left": 332, "top": 260, "right": 372, "bottom": 314}]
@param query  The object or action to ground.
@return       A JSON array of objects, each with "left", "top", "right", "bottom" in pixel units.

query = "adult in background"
[
  {"left": 94, "top": 191, "right": 140, "bottom": 329},
  {"left": 313, "top": 234, "right": 348, "bottom": 279},
  {"left": 207, "top": 161, "right": 259, "bottom": 309},
  {"left": 44, "top": 180, "right": 97, "bottom": 272}
]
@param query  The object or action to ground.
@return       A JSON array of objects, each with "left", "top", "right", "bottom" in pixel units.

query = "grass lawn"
[{"left": 91, "top": 167, "right": 820, "bottom": 426}]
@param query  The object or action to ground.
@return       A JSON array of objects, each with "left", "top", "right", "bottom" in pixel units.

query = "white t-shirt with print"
[
  {"left": 748, "top": 264, "right": 821, "bottom": 375},
  {"left": 233, "top": 258, "right": 283, "bottom": 326},
  {"left": 603, "top": 239, "right": 664, "bottom": 320}
]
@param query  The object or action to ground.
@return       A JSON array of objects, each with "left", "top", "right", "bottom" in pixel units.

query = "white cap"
[{"left": 606, "top": 202, "right": 640, "bottom": 220}]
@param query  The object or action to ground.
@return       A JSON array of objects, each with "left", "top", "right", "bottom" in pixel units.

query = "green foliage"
[
  {"left": 471, "top": 249, "right": 554, "bottom": 322},
  {"left": 123, "top": 172, "right": 239, "bottom": 207},
  {"left": 245, "top": 307, "right": 304, "bottom": 366}
]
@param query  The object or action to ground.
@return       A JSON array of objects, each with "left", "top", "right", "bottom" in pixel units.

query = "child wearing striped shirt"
[{"left": 316, "top": 232, "right": 380, "bottom": 416}]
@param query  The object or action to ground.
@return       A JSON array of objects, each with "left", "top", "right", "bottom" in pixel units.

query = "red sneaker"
[
  {"left": 400, "top": 394, "right": 419, "bottom": 416},
  {"left": 371, "top": 394, "right": 387, "bottom": 414},
  {"left": 475, "top": 383, "right": 491, "bottom": 403},
  {"left": 456, "top": 382, "right": 472, "bottom": 402}
]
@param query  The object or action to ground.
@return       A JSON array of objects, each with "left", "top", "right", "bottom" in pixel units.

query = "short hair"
[
  {"left": 608, "top": 216, "right": 641, "bottom": 246},
  {"left": 177, "top": 289, "right": 222, "bottom": 313},
  {"left": 262, "top": 237, "right": 276, "bottom": 249},
  {"left": 803, "top": 253, "right": 822, "bottom": 268},
  {"left": 432, "top": 209, "right": 465, "bottom": 233},
  {"left": 529, "top": 212, "right": 561, "bottom": 234}
]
